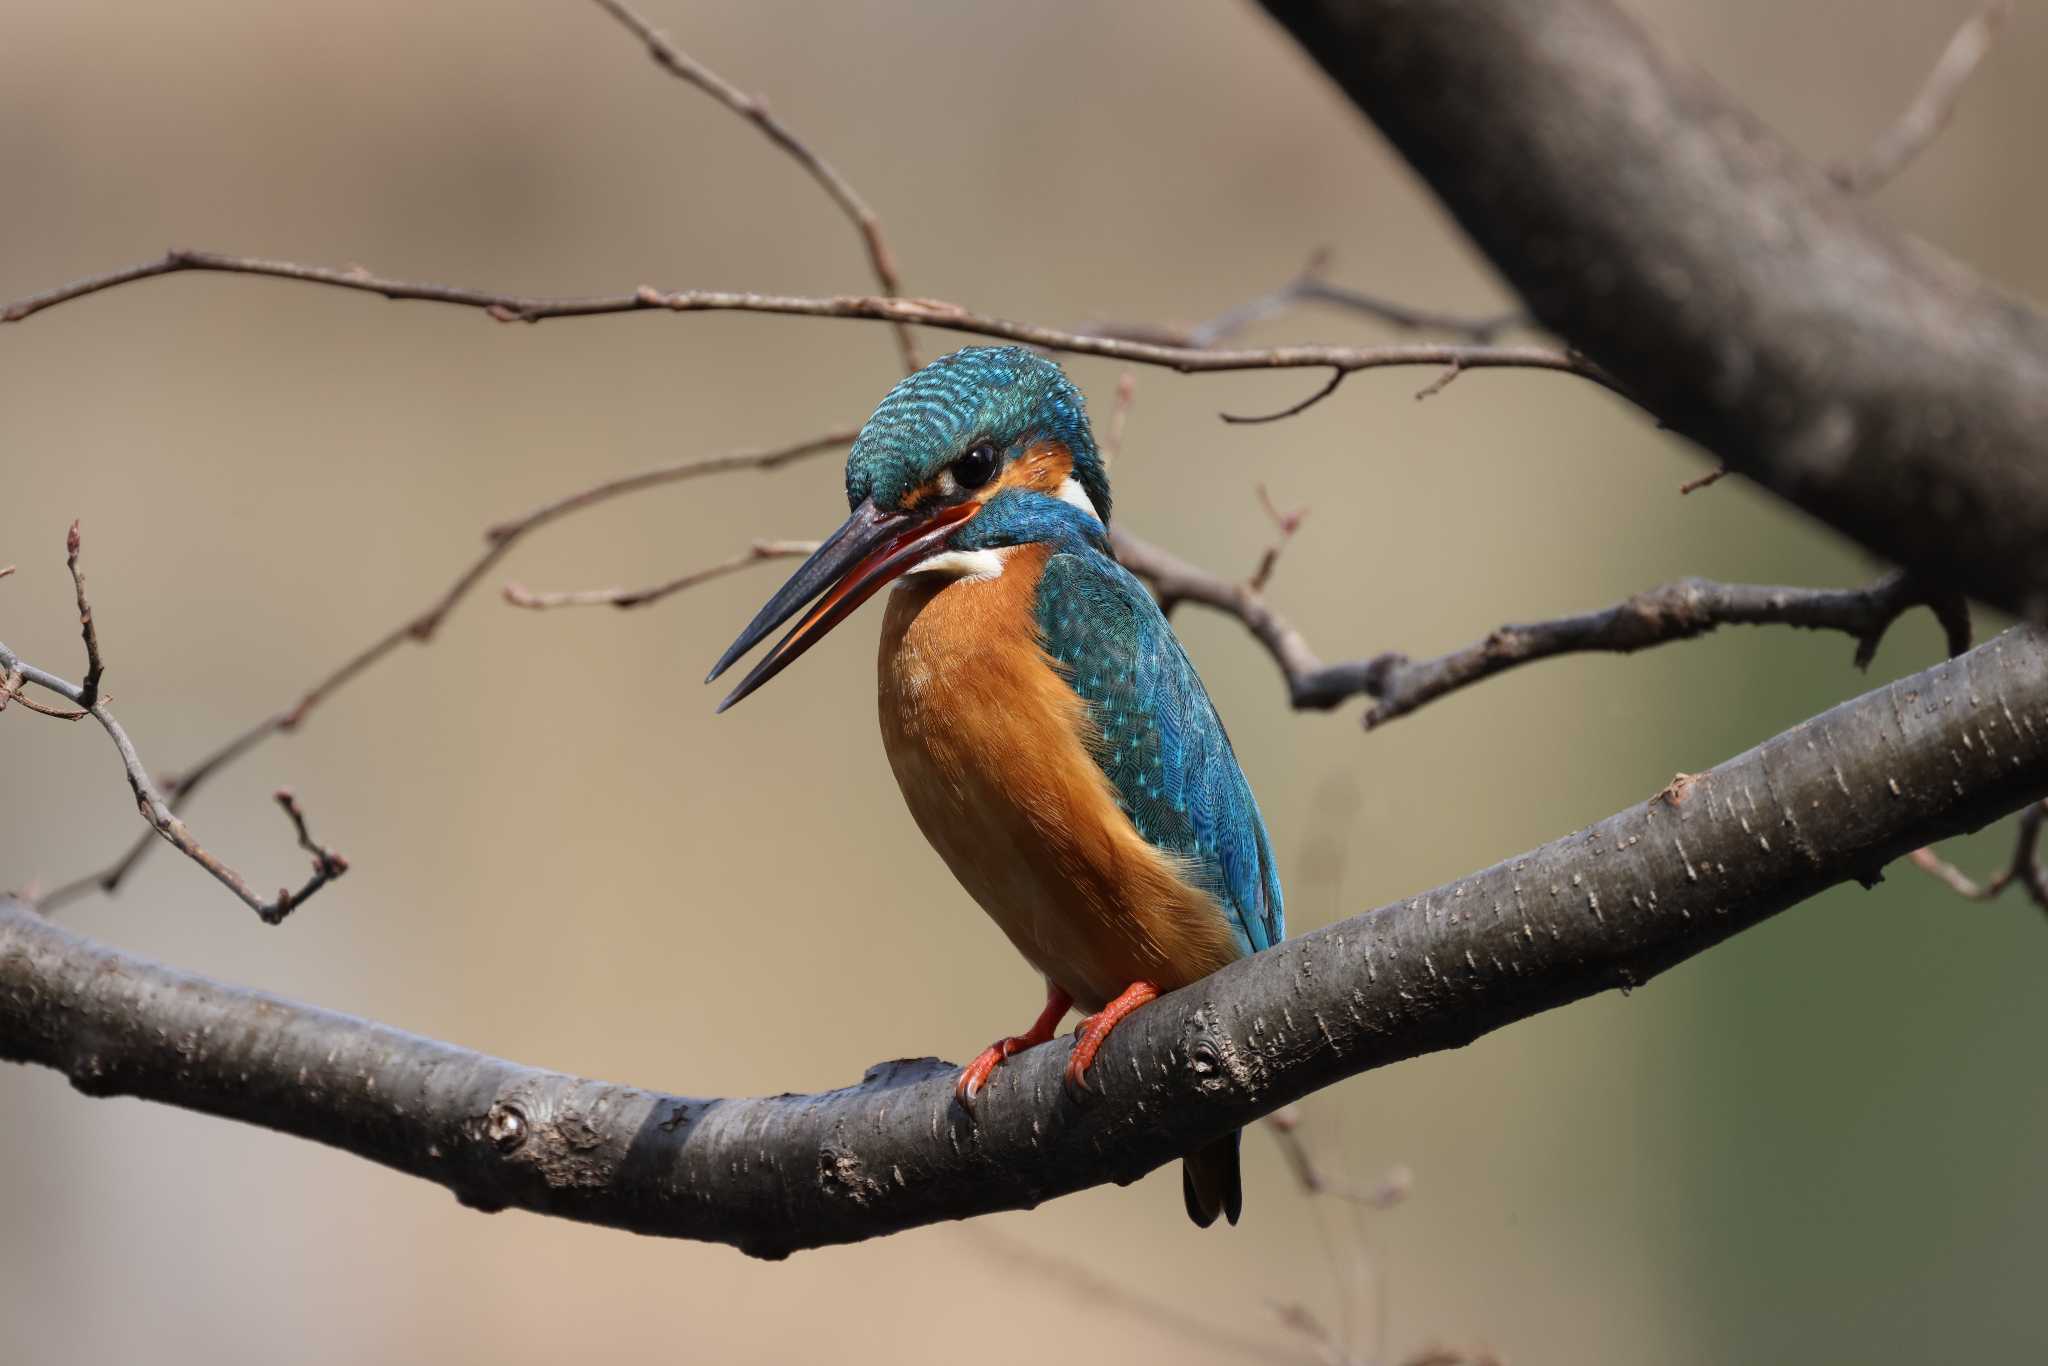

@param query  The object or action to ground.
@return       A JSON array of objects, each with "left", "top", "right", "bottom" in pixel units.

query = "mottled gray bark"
[
  {"left": 1258, "top": 0, "right": 2048, "bottom": 620},
  {"left": 5, "top": 628, "right": 2043, "bottom": 1257}
]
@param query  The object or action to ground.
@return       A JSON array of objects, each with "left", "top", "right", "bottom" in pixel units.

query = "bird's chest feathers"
[
  {"left": 878, "top": 545, "right": 1079, "bottom": 849},
  {"left": 876, "top": 545, "right": 1237, "bottom": 1007}
]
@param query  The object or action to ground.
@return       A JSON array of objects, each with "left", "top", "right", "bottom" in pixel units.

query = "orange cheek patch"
[{"left": 998, "top": 440, "right": 1074, "bottom": 496}]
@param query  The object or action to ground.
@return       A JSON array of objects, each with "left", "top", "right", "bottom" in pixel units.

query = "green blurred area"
[{"left": 1, "top": 3, "right": 2042, "bottom": 1363}]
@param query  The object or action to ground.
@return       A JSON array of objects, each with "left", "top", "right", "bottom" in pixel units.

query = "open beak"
[{"left": 706, "top": 497, "right": 978, "bottom": 712}]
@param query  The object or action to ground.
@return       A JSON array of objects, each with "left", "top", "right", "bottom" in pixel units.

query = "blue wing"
[{"left": 1035, "top": 545, "right": 1285, "bottom": 956}]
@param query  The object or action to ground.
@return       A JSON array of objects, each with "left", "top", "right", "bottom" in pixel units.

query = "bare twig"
[
  {"left": 1265, "top": 1107, "right": 1411, "bottom": 1210},
  {"left": 0, "top": 252, "right": 1617, "bottom": 397},
  {"left": 589, "top": 0, "right": 917, "bottom": 374},
  {"left": 1355, "top": 570, "right": 1971, "bottom": 729},
  {"left": 1116, "top": 522, "right": 1971, "bottom": 725},
  {"left": 1832, "top": 1, "right": 2011, "bottom": 193},
  {"left": 1, "top": 532, "right": 348, "bottom": 923},
  {"left": 1084, "top": 249, "right": 1523, "bottom": 349},
  {"left": 65, "top": 520, "right": 104, "bottom": 707},
  {"left": 1412, "top": 360, "right": 1463, "bottom": 400},
  {"left": 1248, "top": 486, "right": 1308, "bottom": 593},
  {"left": 0, "top": 564, "right": 15, "bottom": 581},
  {"left": 967, "top": 1229, "right": 1315, "bottom": 1366},
  {"left": 31, "top": 431, "right": 853, "bottom": 913},
  {"left": 1222, "top": 367, "right": 1348, "bottom": 424},
  {"left": 0, "top": 675, "right": 87, "bottom": 720},
  {"left": 505, "top": 539, "right": 815, "bottom": 611},
  {"left": 1102, "top": 373, "right": 1137, "bottom": 466},
  {"left": 1679, "top": 464, "right": 1730, "bottom": 495},
  {"left": 1908, "top": 800, "right": 2048, "bottom": 913}
]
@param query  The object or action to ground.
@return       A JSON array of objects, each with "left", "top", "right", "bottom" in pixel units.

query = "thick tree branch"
[
  {"left": 1258, "top": 0, "right": 2048, "bottom": 620},
  {"left": 5, "top": 629, "right": 2043, "bottom": 1257}
]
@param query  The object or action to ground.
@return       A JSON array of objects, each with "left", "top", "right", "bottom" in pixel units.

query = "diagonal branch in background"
[
  {"left": 5, "top": 628, "right": 2043, "bottom": 1256},
  {"left": 589, "top": 0, "right": 919, "bottom": 375},
  {"left": 25, "top": 431, "right": 854, "bottom": 913},
  {"left": 1831, "top": 1, "right": 2012, "bottom": 194},
  {"left": 1257, "top": 0, "right": 2048, "bottom": 623},
  {"left": 0, "top": 529, "right": 347, "bottom": 923}
]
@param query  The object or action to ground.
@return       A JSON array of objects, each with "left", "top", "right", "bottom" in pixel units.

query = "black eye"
[{"left": 951, "top": 442, "right": 1000, "bottom": 491}]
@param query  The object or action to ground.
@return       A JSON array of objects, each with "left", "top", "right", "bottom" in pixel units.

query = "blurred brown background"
[{"left": 2, "top": 2, "right": 2044, "bottom": 1362}]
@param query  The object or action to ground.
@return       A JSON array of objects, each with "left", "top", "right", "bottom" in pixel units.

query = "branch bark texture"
[
  {"left": 6, "top": 629, "right": 2045, "bottom": 1258},
  {"left": 1259, "top": 0, "right": 2048, "bottom": 620}
]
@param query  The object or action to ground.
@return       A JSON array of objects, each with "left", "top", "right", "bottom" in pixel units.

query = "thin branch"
[
  {"left": 0, "top": 536, "right": 347, "bottom": 924},
  {"left": 1247, "top": 486, "right": 1307, "bottom": 594},
  {"left": 5, "top": 628, "right": 2043, "bottom": 1255},
  {"left": 0, "top": 251, "right": 1617, "bottom": 395},
  {"left": 1908, "top": 800, "right": 2048, "bottom": 913},
  {"left": 1084, "top": 249, "right": 1523, "bottom": 349},
  {"left": 589, "top": 0, "right": 917, "bottom": 374},
  {"left": 1357, "top": 570, "right": 1971, "bottom": 729},
  {"left": 1831, "top": 1, "right": 2012, "bottom": 194},
  {"left": 1116, "top": 518, "right": 1971, "bottom": 724},
  {"left": 0, "top": 564, "right": 15, "bottom": 581},
  {"left": 1265, "top": 1106, "right": 1411, "bottom": 1210},
  {"left": 504, "top": 539, "right": 815, "bottom": 611},
  {"left": 1222, "top": 367, "right": 1347, "bottom": 424},
  {"left": 30, "top": 431, "right": 853, "bottom": 913},
  {"left": 1103, "top": 373, "right": 1138, "bottom": 465},
  {"left": 1678, "top": 464, "right": 1729, "bottom": 495},
  {"left": 0, "top": 675, "right": 87, "bottom": 720},
  {"left": 65, "top": 520, "right": 104, "bottom": 707},
  {"left": 966, "top": 1229, "right": 1317, "bottom": 1366}
]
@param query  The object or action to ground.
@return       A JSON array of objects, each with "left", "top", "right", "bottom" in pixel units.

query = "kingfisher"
[{"left": 707, "top": 346, "right": 1284, "bottom": 1227}]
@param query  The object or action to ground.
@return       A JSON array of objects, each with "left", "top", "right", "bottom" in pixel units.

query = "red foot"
[
  {"left": 1064, "top": 981, "right": 1160, "bottom": 1096},
  {"left": 955, "top": 985, "right": 1073, "bottom": 1111}
]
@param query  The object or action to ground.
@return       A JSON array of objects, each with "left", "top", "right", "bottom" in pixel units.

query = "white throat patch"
[{"left": 900, "top": 476, "right": 1102, "bottom": 583}]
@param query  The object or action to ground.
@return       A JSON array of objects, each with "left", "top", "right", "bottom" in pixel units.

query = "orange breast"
[{"left": 876, "top": 545, "right": 1241, "bottom": 1012}]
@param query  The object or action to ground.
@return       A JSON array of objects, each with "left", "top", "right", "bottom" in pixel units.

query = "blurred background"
[{"left": 2, "top": 2, "right": 2044, "bottom": 1362}]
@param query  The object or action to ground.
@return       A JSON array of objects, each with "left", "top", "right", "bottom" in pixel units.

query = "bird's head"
[{"left": 707, "top": 346, "right": 1108, "bottom": 709}]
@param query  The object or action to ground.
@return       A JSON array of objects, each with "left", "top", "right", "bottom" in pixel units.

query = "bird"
[{"left": 707, "top": 345, "right": 1284, "bottom": 1227}]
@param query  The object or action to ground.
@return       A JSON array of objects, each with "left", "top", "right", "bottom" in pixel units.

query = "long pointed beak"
[{"left": 707, "top": 497, "right": 977, "bottom": 712}]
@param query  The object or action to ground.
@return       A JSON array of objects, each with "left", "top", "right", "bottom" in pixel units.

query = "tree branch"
[
  {"left": 6, "top": 628, "right": 2043, "bottom": 1257},
  {"left": 0, "top": 250, "right": 1611, "bottom": 395},
  {"left": 1908, "top": 799, "right": 2048, "bottom": 914},
  {"left": 1080, "top": 248, "right": 1524, "bottom": 349},
  {"left": 1355, "top": 570, "right": 1970, "bottom": 730},
  {"left": 1, "top": 529, "right": 349, "bottom": 923},
  {"left": 1257, "top": 0, "right": 2048, "bottom": 621},
  {"left": 1831, "top": 1, "right": 2011, "bottom": 194},
  {"left": 27, "top": 431, "right": 853, "bottom": 913},
  {"left": 1111, "top": 523, "right": 1964, "bottom": 723},
  {"left": 589, "top": 0, "right": 918, "bottom": 374}
]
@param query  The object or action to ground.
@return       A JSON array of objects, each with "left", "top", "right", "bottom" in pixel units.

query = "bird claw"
[
  {"left": 1061, "top": 980, "right": 1160, "bottom": 1102},
  {"left": 953, "top": 1039, "right": 1018, "bottom": 1114},
  {"left": 953, "top": 986, "right": 1075, "bottom": 1117}
]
